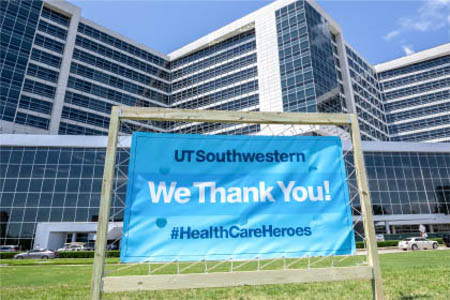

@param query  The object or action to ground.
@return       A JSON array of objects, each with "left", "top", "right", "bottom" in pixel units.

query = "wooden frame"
[{"left": 90, "top": 107, "right": 384, "bottom": 300}]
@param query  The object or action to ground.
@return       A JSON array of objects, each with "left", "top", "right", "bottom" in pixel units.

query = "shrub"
[
  {"left": 0, "top": 252, "right": 19, "bottom": 259},
  {"left": 355, "top": 240, "right": 400, "bottom": 249},
  {"left": 56, "top": 250, "right": 120, "bottom": 258},
  {"left": 429, "top": 238, "right": 443, "bottom": 244}
]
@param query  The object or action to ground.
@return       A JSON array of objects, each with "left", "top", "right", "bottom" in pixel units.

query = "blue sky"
[{"left": 71, "top": 0, "right": 449, "bottom": 64}]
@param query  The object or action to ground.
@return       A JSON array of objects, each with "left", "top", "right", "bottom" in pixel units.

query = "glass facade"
[
  {"left": 1, "top": 0, "right": 449, "bottom": 250},
  {"left": 348, "top": 151, "right": 450, "bottom": 217},
  {"left": 0, "top": 0, "right": 43, "bottom": 122},
  {"left": 276, "top": 1, "right": 343, "bottom": 114},
  {"left": 1, "top": 0, "right": 448, "bottom": 142},
  {"left": 379, "top": 55, "right": 450, "bottom": 143},
  {"left": 346, "top": 46, "right": 389, "bottom": 141},
  {"left": 1, "top": 143, "right": 449, "bottom": 248},
  {"left": 0, "top": 146, "right": 127, "bottom": 249}
]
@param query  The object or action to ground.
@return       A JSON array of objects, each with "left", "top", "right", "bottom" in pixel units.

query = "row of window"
[
  {"left": 358, "top": 203, "right": 447, "bottom": 215},
  {"left": 355, "top": 106, "right": 388, "bottom": 138},
  {"left": 390, "top": 114, "right": 450, "bottom": 134},
  {"left": 61, "top": 106, "right": 110, "bottom": 130},
  {"left": 30, "top": 48, "right": 61, "bottom": 68},
  {"left": 387, "top": 101, "right": 450, "bottom": 123},
  {"left": 14, "top": 112, "right": 49, "bottom": 130},
  {"left": 281, "top": 68, "right": 313, "bottom": 91},
  {"left": 2, "top": 178, "right": 104, "bottom": 194},
  {"left": 352, "top": 82, "right": 384, "bottom": 114},
  {"left": 27, "top": 63, "right": 59, "bottom": 83},
  {"left": 354, "top": 94, "right": 385, "bottom": 123},
  {"left": 282, "top": 96, "right": 317, "bottom": 113},
  {"left": 348, "top": 59, "right": 379, "bottom": 89},
  {"left": 41, "top": 6, "right": 70, "bottom": 27},
  {"left": 174, "top": 80, "right": 258, "bottom": 109},
  {"left": 350, "top": 71, "right": 382, "bottom": 102},
  {"left": 75, "top": 35, "right": 169, "bottom": 80},
  {"left": 280, "top": 56, "right": 313, "bottom": 82},
  {"left": 18, "top": 95, "right": 53, "bottom": 115},
  {"left": 378, "top": 56, "right": 450, "bottom": 80},
  {"left": 369, "top": 178, "right": 449, "bottom": 192},
  {"left": 72, "top": 49, "right": 169, "bottom": 92},
  {"left": 206, "top": 94, "right": 259, "bottom": 111},
  {"left": 67, "top": 76, "right": 168, "bottom": 107},
  {"left": 359, "top": 121, "right": 384, "bottom": 141},
  {"left": 382, "top": 65, "right": 450, "bottom": 91},
  {"left": 1, "top": 209, "right": 108, "bottom": 224},
  {"left": 278, "top": 37, "right": 311, "bottom": 67},
  {"left": 1, "top": 15, "right": 39, "bottom": 46},
  {"left": 64, "top": 90, "right": 162, "bottom": 116},
  {"left": 171, "top": 41, "right": 256, "bottom": 80},
  {"left": 384, "top": 78, "right": 450, "bottom": 101},
  {"left": 171, "top": 67, "right": 257, "bottom": 102},
  {"left": 173, "top": 121, "right": 259, "bottom": 135},
  {"left": 346, "top": 46, "right": 373, "bottom": 77},
  {"left": 70, "top": 62, "right": 168, "bottom": 104},
  {"left": 276, "top": 14, "right": 306, "bottom": 35},
  {"left": 38, "top": 19, "right": 67, "bottom": 41},
  {"left": 391, "top": 127, "right": 450, "bottom": 142},
  {"left": 276, "top": 1, "right": 303, "bottom": 18},
  {"left": 34, "top": 33, "right": 65, "bottom": 54},
  {"left": 384, "top": 90, "right": 449, "bottom": 112},
  {"left": 365, "top": 164, "right": 450, "bottom": 178},
  {"left": 58, "top": 122, "right": 106, "bottom": 136},
  {"left": 172, "top": 54, "right": 257, "bottom": 91},
  {"left": 22, "top": 79, "right": 55, "bottom": 99},
  {"left": 171, "top": 29, "right": 255, "bottom": 69},
  {"left": 77, "top": 23, "right": 169, "bottom": 68},
  {"left": 0, "top": 147, "right": 110, "bottom": 166}
]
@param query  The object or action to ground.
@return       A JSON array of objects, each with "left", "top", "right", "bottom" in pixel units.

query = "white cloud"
[
  {"left": 402, "top": 45, "right": 416, "bottom": 56},
  {"left": 383, "top": 0, "right": 450, "bottom": 40},
  {"left": 384, "top": 30, "right": 400, "bottom": 40}
]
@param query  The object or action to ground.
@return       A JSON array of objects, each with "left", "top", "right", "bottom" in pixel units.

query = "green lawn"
[{"left": 1, "top": 251, "right": 449, "bottom": 299}]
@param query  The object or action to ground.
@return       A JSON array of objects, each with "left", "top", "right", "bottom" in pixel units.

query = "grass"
[{"left": 1, "top": 250, "right": 449, "bottom": 299}]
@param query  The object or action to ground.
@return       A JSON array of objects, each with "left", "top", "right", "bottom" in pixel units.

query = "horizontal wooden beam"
[
  {"left": 118, "top": 107, "right": 352, "bottom": 126},
  {"left": 103, "top": 266, "right": 372, "bottom": 293}
]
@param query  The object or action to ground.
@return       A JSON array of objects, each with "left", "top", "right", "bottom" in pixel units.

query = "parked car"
[
  {"left": 443, "top": 234, "right": 450, "bottom": 247},
  {"left": 375, "top": 234, "right": 385, "bottom": 241},
  {"left": 14, "top": 249, "right": 57, "bottom": 259},
  {"left": 58, "top": 242, "right": 89, "bottom": 252},
  {"left": 0, "top": 245, "right": 19, "bottom": 252},
  {"left": 398, "top": 237, "right": 439, "bottom": 251}
]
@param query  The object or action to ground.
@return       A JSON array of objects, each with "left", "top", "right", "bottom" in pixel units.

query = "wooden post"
[
  {"left": 90, "top": 106, "right": 121, "bottom": 300},
  {"left": 350, "top": 114, "right": 384, "bottom": 300}
]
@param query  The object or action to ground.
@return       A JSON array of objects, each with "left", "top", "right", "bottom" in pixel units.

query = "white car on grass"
[{"left": 398, "top": 237, "right": 439, "bottom": 251}]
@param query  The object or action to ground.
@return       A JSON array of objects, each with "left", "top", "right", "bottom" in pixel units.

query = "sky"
[{"left": 70, "top": 0, "right": 450, "bottom": 65}]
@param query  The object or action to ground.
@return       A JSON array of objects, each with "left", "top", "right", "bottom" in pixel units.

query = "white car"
[
  {"left": 398, "top": 237, "right": 439, "bottom": 251},
  {"left": 375, "top": 234, "right": 385, "bottom": 241}
]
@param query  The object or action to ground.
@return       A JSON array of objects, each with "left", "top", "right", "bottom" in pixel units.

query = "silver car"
[
  {"left": 398, "top": 237, "right": 439, "bottom": 251},
  {"left": 13, "top": 249, "right": 57, "bottom": 259}
]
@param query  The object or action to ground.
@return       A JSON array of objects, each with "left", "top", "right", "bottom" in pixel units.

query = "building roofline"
[
  {"left": 168, "top": 0, "right": 342, "bottom": 60},
  {"left": 1, "top": 134, "right": 450, "bottom": 153},
  {"left": 48, "top": 0, "right": 169, "bottom": 60},
  {"left": 374, "top": 43, "right": 450, "bottom": 73},
  {"left": 79, "top": 17, "right": 170, "bottom": 61}
]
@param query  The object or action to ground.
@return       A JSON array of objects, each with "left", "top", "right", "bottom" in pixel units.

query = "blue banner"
[{"left": 121, "top": 133, "right": 355, "bottom": 262}]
